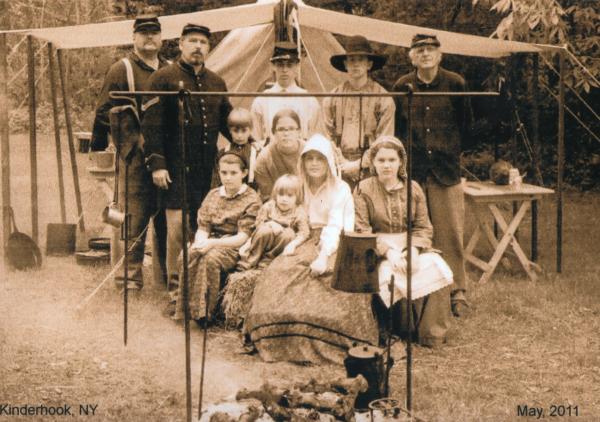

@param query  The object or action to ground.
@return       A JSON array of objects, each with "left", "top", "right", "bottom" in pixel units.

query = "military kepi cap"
[
  {"left": 181, "top": 23, "right": 211, "bottom": 38},
  {"left": 271, "top": 41, "right": 299, "bottom": 62},
  {"left": 133, "top": 14, "right": 161, "bottom": 33},
  {"left": 410, "top": 33, "right": 441, "bottom": 49}
]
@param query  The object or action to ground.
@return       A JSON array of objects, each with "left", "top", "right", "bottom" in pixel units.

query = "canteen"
[{"left": 332, "top": 231, "right": 378, "bottom": 293}]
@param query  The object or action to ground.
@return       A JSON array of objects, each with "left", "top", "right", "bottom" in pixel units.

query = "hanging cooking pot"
[
  {"left": 332, "top": 231, "right": 378, "bottom": 293},
  {"left": 343, "top": 344, "right": 389, "bottom": 410}
]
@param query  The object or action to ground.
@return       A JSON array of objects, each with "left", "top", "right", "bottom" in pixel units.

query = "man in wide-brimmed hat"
[
  {"left": 91, "top": 14, "right": 168, "bottom": 290},
  {"left": 323, "top": 35, "right": 395, "bottom": 186},
  {"left": 393, "top": 33, "right": 474, "bottom": 318},
  {"left": 250, "top": 41, "right": 323, "bottom": 144}
]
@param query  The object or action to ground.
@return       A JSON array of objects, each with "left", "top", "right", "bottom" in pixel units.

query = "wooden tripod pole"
[{"left": 178, "top": 84, "right": 193, "bottom": 422}]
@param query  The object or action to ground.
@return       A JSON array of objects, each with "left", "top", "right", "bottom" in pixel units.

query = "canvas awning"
[
  {"left": 296, "top": 2, "right": 564, "bottom": 58},
  {"left": 1, "top": 0, "right": 564, "bottom": 57},
  {"left": 5, "top": 1, "right": 278, "bottom": 50}
]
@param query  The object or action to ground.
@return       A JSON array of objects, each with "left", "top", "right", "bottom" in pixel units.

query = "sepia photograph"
[{"left": 0, "top": 0, "right": 598, "bottom": 420}]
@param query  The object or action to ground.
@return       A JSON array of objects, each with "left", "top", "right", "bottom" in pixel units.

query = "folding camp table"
[{"left": 463, "top": 181, "right": 554, "bottom": 284}]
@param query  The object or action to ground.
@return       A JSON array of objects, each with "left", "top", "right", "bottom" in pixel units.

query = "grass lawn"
[{"left": 1, "top": 133, "right": 599, "bottom": 421}]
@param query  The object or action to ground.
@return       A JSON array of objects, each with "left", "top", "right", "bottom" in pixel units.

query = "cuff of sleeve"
[
  {"left": 376, "top": 241, "right": 390, "bottom": 257},
  {"left": 239, "top": 228, "right": 253, "bottom": 237},
  {"left": 145, "top": 154, "right": 167, "bottom": 172},
  {"left": 411, "top": 238, "right": 431, "bottom": 251}
]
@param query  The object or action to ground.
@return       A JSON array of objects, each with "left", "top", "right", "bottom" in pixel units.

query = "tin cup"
[{"left": 102, "top": 202, "right": 125, "bottom": 227}]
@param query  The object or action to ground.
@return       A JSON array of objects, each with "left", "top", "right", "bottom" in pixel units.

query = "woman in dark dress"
[{"left": 354, "top": 135, "right": 452, "bottom": 347}]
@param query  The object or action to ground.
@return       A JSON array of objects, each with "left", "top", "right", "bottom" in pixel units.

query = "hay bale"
[{"left": 222, "top": 269, "right": 263, "bottom": 329}]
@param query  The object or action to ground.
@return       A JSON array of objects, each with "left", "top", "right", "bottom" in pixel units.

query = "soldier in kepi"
[
  {"left": 393, "top": 34, "right": 474, "bottom": 317},
  {"left": 323, "top": 35, "right": 395, "bottom": 189},
  {"left": 90, "top": 14, "right": 168, "bottom": 290},
  {"left": 142, "top": 23, "right": 233, "bottom": 299}
]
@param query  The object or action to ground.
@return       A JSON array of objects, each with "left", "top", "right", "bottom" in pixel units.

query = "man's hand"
[{"left": 152, "top": 169, "right": 171, "bottom": 189}]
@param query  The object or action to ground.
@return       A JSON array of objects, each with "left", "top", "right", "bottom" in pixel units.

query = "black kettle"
[{"left": 344, "top": 344, "right": 392, "bottom": 410}]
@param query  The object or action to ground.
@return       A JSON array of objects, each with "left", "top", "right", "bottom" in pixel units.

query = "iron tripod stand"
[{"left": 175, "top": 84, "right": 213, "bottom": 422}]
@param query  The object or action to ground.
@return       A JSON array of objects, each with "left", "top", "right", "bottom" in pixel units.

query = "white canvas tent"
[{"left": 205, "top": 20, "right": 346, "bottom": 110}]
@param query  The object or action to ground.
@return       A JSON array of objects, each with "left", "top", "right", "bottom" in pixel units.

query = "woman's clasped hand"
[{"left": 386, "top": 246, "right": 420, "bottom": 274}]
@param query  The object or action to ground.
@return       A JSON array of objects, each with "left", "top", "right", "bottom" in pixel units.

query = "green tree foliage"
[{"left": 472, "top": 0, "right": 600, "bottom": 188}]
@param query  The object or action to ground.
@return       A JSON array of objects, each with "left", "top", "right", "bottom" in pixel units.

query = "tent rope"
[
  {"left": 514, "top": 108, "right": 545, "bottom": 185},
  {"left": 7, "top": 35, "right": 28, "bottom": 60},
  {"left": 541, "top": 81, "right": 600, "bottom": 145},
  {"left": 8, "top": 41, "right": 48, "bottom": 85},
  {"left": 541, "top": 55, "right": 600, "bottom": 123},
  {"left": 291, "top": 10, "right": 326, "bottom": 92},
  {"left": 75, "top": 217, "right": 153, "bottom": 310},
  {"left": 567, "top": 49, "right": 600, "bottom": 88},
  {"left": 17, "top": 61, "right": 49, "bottom": 110},
  {"left": 233, "top": 25, "right": 274, "bottom": 93}
]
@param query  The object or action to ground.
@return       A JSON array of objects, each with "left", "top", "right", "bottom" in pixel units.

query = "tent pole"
[
  {"left": 57, "top": 48, "right": 85, "bottom": 233},
  {"left": 27, "top": 35, "right": 38, "bottom": 243},
  {"left": 530, "top": 54, "right": 540, "bottom": 262},
  {"left": 556, "top": 49, "right": 565, "bottom": 273},
  {"left": 0, "top": 32, "right": 10, "bottom": 263},
  {"left": 48, "top": 43, "right": 66, "bottom": 223}
]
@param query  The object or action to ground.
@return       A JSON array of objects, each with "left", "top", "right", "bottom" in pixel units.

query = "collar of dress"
[
  {"left": 269, "top": 82, "right": 303, "bottom": 93},
  {"left": 376, "top": 177, "right": 404, "bottom": 193},
  {"left": 219, "top": 183, "right": 248, "bottom": 198}
]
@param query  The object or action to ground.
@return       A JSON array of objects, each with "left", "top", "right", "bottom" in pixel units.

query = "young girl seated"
[
  {"left": 172, "top": 151, "right": 262, "bottom": 324},
  {"left": 238, "top": 174, "right": 310, "bottom": 270}
]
